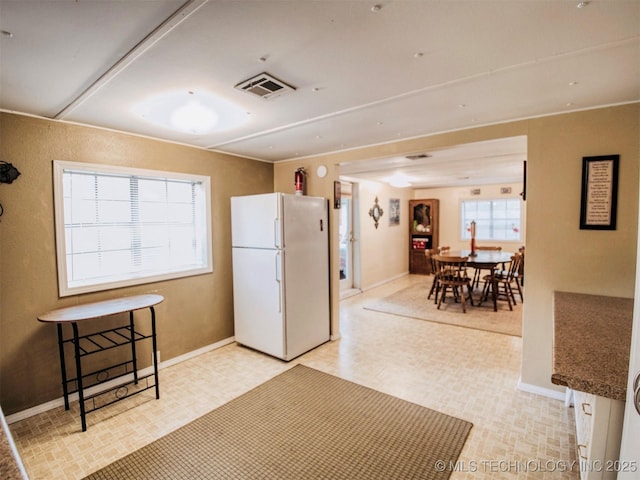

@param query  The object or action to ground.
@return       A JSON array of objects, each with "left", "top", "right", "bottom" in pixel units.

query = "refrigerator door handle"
[
  {"left": 275, "top": 251, "right": 282, "bottom": 313},
  {"left": 274, "top": 217, "right": 281, "bottom": 248}
]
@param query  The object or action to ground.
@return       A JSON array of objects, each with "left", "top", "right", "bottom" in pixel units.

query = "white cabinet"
[{"left": 572, "top": 389, "right": 625, "bottom": 480}]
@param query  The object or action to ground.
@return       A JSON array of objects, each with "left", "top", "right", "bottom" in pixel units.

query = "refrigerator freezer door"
[
  {"left": 231, "top": 193, "right": 282, "bottom": 249},
  {"left": 281, "top": 194, "right": 330, "bottom": 360},
  {"left": 232, "top": 247, "right": 285, "bottom": 358}
]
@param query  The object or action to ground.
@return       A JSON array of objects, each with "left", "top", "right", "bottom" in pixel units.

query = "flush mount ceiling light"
[
  {"left": 385, "top": 172, "right": 415, "bottom": 188},
  {"left": 171, "top": 101, "right": 217, "bottom": 133},
  {"left": 133, "top": 90, "right": 248, "bottom": 135}
]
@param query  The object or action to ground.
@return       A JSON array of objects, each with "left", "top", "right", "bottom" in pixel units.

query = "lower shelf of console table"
[{"left": 38, "top": 294, "right": 164, "bottom": 431}]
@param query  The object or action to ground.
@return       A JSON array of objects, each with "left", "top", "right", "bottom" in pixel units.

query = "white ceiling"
[
  {"left": 0, "top": 0, "right": 638, "bottom": 188},
  {"left": 339, "top": 135, "right": 527, "bottom": 188}
]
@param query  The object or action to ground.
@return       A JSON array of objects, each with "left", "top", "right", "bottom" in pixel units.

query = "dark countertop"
[{"left": 551, "top": 291, "right": 634, "bottom": 402}]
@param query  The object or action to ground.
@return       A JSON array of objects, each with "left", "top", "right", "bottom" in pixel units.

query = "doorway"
[{"left": 339, "top": 181, "right": 360, "bottom": 297}]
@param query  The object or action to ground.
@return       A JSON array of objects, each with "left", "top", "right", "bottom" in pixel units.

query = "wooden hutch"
[{"left": 409, "top": 199, "right": 439, "bottom": 274}]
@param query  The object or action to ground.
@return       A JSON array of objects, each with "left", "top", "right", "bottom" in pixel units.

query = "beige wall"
[
  {"left": 353, "top": 180, "right": 413, "bottom": 289},
  {"left": 277, "top": 103, "right": 639, "bottom": 395},
  {"left": 0, "top": 112, "right": 273, "bottom": 414},
  {"left": 414, "top": 182, "right": 525, "bottom": 251}
]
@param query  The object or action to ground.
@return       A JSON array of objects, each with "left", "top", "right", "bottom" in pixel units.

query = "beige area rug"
[
  {"left": 365, "top": 278, "right": 522, "bottom": 337},
  {"left": 84, "top": 365, "right": 472, "bottom": 480}
]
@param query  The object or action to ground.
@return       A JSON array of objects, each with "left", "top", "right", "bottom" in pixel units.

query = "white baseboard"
[
  {"left": 5, "top": 336, "right": 236, "bottom": 425},
  {"left": 362, "top": 271, "right": 409, "bottom": 292},
  {"left": 517, "top": 377, "right": 567, "bottom": 401}
]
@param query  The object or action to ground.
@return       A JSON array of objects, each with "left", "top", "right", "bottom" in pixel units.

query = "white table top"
[{"left": 37, "top": 294, "right": 164, "bottom": 323}]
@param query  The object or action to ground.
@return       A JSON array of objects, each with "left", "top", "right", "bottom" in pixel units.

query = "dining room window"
[
  {"left": 460, "top": 198, "right": 521, "bottom": 241},
  {"left": 53, "top": 160, "right": 212, "bottom": 297}
]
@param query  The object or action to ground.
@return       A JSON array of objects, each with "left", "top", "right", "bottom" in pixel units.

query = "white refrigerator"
[{"left": 231, "top": 192, "right": 330, "bottom": 361}]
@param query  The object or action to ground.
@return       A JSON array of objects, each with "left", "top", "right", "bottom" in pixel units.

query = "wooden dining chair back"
[
  {"left": 517, "top": 246, "right": 525, "bottom": 288},
  {"left": 510, "top": 251, "right": 524, "bottom": 302},
  {"left": 425, "top": 249, "right": 440, "bottom": 303},
  {"left": 433, "top": 255, "right": 474, "bottom": 313},
  {"left": 481, "top": 253, "right": 522, "bottom": 310}
]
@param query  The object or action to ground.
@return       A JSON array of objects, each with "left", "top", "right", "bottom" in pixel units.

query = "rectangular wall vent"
[{"left": 235, "top": 73, "right": 296, "bottom": 99}]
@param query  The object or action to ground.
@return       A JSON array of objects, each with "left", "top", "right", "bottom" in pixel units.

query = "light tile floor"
[{"left": 9, "top": 275, "right": 578, "bottom": 479}]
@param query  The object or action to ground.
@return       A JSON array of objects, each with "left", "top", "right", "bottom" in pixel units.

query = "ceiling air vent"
[{"left": 234, "top": 73, "right": 296, "bottom": 99}]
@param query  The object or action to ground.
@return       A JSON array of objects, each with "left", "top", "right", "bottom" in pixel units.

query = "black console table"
[{"left": 38, "top": 294, "right": 163, "bottom": 431}]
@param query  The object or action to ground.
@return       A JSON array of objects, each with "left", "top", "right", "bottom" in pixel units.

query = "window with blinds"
[
  {"left": 460, "top": 198, "right": 522, "bottom": 242},
  {"left": 53, "top": 161, "right": 212, "bottom": 296}
]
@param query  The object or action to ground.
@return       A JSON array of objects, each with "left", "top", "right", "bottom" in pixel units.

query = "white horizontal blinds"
[
  {"left": 461, "top": 199, "right": 521, "bottom": 241},
  {"left": 493, "top": 198, "right": 521, "bottom": 241},
  {"left": 62, "top": 168, "right": 207, "bottom": 289}
]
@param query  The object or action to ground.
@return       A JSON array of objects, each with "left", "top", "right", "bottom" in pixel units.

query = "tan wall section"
[
  {"left": 354, "top": 181, "right": 412, "bottom": 289},
  {"left": 0, "top": 112, "right": 273, "bottom": 414}
]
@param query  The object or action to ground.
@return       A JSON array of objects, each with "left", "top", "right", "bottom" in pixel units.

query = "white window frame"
[
  {"left": 460, "top": 197, "right": 522, "bottom": 242},
  {"left": 53, "top": 160, "right": 213, "bottom": 297}
]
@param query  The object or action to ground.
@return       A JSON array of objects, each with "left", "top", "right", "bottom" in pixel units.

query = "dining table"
[{"left": 438, "top": 249, "right": 514, "bottom": 311}]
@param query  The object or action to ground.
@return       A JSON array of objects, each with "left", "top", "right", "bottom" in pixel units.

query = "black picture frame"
[
  {"left": 333, "top": 181, "right": 341, "bottom": 209},
  {"left": 389, "top": 198, "right": 400, "bottom": 225},
  {"left": 579, "top": 154, "right": 619, "bottom": 230},
  {"left": 520, "top": 160, "right": 526, "bottom": 201}
]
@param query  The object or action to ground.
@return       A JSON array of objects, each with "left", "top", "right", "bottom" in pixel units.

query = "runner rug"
[
  {"left": 364, "top": 279, "right": 522, "bottom": 337},
  {"left": 84, "top": 364, "right": 472, "bottom": 480}
]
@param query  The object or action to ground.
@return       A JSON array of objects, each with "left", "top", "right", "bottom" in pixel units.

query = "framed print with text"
[{"left": 579, "top": 154, "right": 619, "bottom": 230}]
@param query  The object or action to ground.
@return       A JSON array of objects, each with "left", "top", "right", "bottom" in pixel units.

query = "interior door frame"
[{"left": 338, "top": 181, "right": 361, "bottom": 292}]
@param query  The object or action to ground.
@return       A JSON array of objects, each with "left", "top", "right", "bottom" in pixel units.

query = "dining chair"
[
  {"left": 471, "top": 246, "right": 502, "bottom": 289},
  {"left": 517, "top": 245, "right": 525, "bottom": 290},
  {"left": 480, "top": 253, "right": 522, "bottom": 310},
  {"left": 425, "top": 249, "right": 440, "bottom": 303},
  {"left": 433, "top": 255, "right": 474, "bottom": 313}
]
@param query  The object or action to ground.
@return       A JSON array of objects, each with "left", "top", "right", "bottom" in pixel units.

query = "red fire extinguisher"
[{"left": 294, "top": 167, "right": 306, "bottom": 195}]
